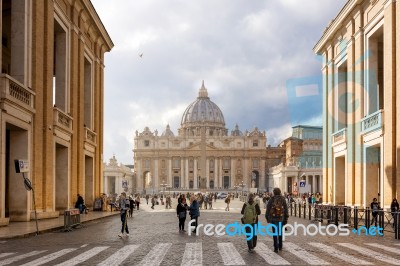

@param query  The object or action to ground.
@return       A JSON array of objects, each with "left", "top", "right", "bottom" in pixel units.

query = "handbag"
[{"left": 179, "top": 211, "right": 186, "bottom": 219}]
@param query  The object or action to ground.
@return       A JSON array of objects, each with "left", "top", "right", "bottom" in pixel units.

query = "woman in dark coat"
[
  {"left": 189, "top": 195, "right": 200, "bottom": 233},
  {"left": 177, "top": 197, "right": 188, "bottom": 232}
]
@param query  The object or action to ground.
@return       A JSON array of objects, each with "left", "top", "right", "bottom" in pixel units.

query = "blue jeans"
[
  {"left": 272, "top": 221, "right": 283, "bottom": 250},
  {"left": 120, "top": 212, "right": 129, "bottom": 233}
]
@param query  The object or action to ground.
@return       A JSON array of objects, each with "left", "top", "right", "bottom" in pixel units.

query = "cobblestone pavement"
[{"left": 1, "top": 198, "right": 400, "bottom": 265}]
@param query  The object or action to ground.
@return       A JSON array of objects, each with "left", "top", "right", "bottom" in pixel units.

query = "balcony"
[
  {"left": 332, "top": 128, "right": 346, "bottom": 146},
  {"left": 361, "top": 110, "right": 384, "bottom": 134},
  {"left": 0, "top": 74, "right": 35, "bottom": 111},
  {"left": 53, "top": 107, "right": 73, "bottom": 133},
  {"left": 85, "top": 127, "right": 97, "bottom": 145}
]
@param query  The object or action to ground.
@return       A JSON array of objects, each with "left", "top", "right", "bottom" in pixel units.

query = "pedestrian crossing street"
[{"left": 1, "top": 241, "right": 400, "bottom": 265}]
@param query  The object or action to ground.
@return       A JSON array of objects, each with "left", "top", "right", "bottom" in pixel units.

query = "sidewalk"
[{"left": 0, "top": 210, "right": 119, "bottom": 240}]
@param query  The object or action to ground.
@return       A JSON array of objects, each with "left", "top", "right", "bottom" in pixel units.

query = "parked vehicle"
[{"left": 217, "top": 192, "right": 228, "bottom": 199}]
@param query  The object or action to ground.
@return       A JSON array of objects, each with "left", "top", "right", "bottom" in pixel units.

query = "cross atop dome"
[{"left": 198, "top": 80, "right": 209, "bottom": 98}]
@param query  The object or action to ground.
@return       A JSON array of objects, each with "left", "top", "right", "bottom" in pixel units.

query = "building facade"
[
  {"left": 268, "top": 126, "right": 323, "bottom": 195},
  {"left": 314, "top": 0, "right": 399, "bottom": 207},
  {"left": 133, "top": 82, "right": 285, "bottom": 194},
  {"left": 0, "top": 0, "right": 113, "bottom": 226},
  {"left": 103, "top": 156, "right": 135, "bottom": 196}
]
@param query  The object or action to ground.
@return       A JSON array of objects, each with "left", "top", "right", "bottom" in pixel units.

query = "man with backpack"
[
  {"left": 241, "top": 193, "right": 261, "bottom": 253},
  {"left": 118, "top": 192, "right": 130, "bottom": 237},
  {"left": 266, "top": 187, "right": 288, "bottom": 253}
]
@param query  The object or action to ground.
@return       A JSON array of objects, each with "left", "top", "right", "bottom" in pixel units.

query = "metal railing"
[{"left": 289, "top": 203, "right": 400, "bottom": 239}]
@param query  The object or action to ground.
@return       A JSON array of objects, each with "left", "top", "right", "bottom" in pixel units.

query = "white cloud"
[{"left": 92, "top": 0, "right": 347, "bottom": 164}]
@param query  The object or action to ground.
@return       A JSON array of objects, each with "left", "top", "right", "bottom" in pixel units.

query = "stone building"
[
  {"left": 103, "top": 156, "right": 135, "bottom": 196},
  {"left": 0, "top": 0, "right": 113, "bottom": 226},
  {"left": 314, "top": 0, "right": 399, "bottom": 207},
  {"left": 133, "top": 82, "right": 288, "bottom": 194},
  {"left": 268, "top": 126, "right": 323, "bottom": 195}
]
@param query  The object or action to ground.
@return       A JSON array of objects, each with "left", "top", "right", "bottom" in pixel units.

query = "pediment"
[{"left": 185, "top": 142, "right": 218, "bottom": 151}]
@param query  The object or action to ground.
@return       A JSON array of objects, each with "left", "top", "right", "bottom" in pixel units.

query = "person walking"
[
  {"left": 118, "top": 192, "right": 130, "bottom": 237},
  {"left": 241, "top": 193, "right": 261, "bottom": 253},
  {"left": 75, "top": 194, "right": 84, "bottom": 214},
  {"left": 128, "top": 196, "right": 134, "bottom": 217},
  {"left": 151, "top": 196, "right": 156, "bottom": 209},
  {"left": 136, "top": 195, "right": 141, "bottom": 210},
  {"left": 145, "top": 194, "right": 149, "bottom": 205},
  {"left": 189, "top": 195, "right": 200, "bottom": 233},
  {"left": 391, "top": 198, "right": 399, "bottom": 227},
  {"left": 266, "top": 187, "right": 288, "bottom": 253},
  {"left": 177, "top": 196, "right": 188, "bottom": 232},
  {"left": 225, "top": 195, "right": 231, "bottom": 211},
  {"left": 371, "top": 197, "right": 380, "bottom": 226}
]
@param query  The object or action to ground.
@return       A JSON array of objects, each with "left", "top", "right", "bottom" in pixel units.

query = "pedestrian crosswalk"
[{"left": 0, "top": 241, "right": 400, "bottom": 265}]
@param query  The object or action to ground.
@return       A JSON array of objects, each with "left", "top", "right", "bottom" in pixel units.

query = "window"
[
  {"left": 223, "top": 158, "right": 231, "bottom": 169},
  {"left": 161, "top": 142, "right": 166, "bottom": 147},
  {"left": 53, "top": 18, "right": 68, "bottom": 111},
  {"left": 144, "top": 140, "right": 150, "bottom": 147},
  {"left": 161, "top": 160, "right": 166, "bottom": 169},
  {"left": 84, "top": 57, "right": 93, "bottom": 128},
  {"left": 252, "top": 159, "right": 259, "bottom": 168},
  {"left": 209, "top": 159, "right": 214, "bottom": 169},
  {"left": 253, "top": 140, "right": 259, "bottom": 147},
  {"left": 144, "top": 159, "right": 150, "bottom": 169},
  {"left": 173, "top": 158, "right": 180, "bottom": 169}
]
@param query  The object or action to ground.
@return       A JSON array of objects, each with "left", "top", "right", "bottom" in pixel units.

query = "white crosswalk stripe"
[
  {"left": 338, "top": 243, "right": 400, "bottom": 265},
  {"left": 181, "top": 242, "right": 202, "bottom": 266},
  {"left": 255, "top": 242, "right": 290, "bottom": 265},
  {"left": 308, "top": 242, "right": 372, "bottom": 265},
  {"left": 284, "top": 242, "right": 330, "bottom": 265},
  {"left": 365, "top": 243, "right": 400, "bottom": 254},
  {"left": 137, "top": 243, "right": 172, "bottom": 266},
  {"left": 97, "top": 245, "right": 139, "bottom": 266},
  {"left": 19, "top": 248, "right": 77, "bottom": 266},
  {"left": 0, "top": 250, "right": 47, "bottom": 266},
  {"left": 54, "top": 246, "right": 109, "bottom": 266},
  {"left": 217, "top": 243, "right": 245, "bottom": 265},
  {"left": 0, "top": 254, "right": 14, "bottom": 259}
]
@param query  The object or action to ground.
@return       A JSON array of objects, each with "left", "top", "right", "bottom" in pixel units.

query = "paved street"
[{"left": 1, "top": 198, "right": 400, "bottom": 265}]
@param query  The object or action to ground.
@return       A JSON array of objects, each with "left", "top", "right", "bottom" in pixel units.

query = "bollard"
[
  {"left": 290, "top": 203, "right": 293, "bottom": 216},
  {"left": 344, "top": 206, "right": 348, "bottom": 224},
  {"left": 298, "top": 203, "right": 301, "bottom": 218},
  {"left": 334, "top": 207, "right": 339, "bottom": 226},
  {"left": 366, "top": 207, "right": 371, "bottom": 229},
  {"left": 378, "top": 211, "right": 384, "bottom": 236},
  {"left": 354, "top": 207, "right": 358, "bottom": 230},
  {"left": 294, "top": 203, "right": 297, "bottom": 217},
  {"left": 395, "top": 212, "right": 400, "bottom": 240},
  {"left": 308, "top": 205, "right": 312, "bottom": 220},
  {"left": 303, "top": 203, "right": 306, "bottom": 219}
]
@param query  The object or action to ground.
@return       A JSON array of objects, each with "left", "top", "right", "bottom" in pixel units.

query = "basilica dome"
[{"left": 181, "top": 81, "right": 226, "bottom": 128}]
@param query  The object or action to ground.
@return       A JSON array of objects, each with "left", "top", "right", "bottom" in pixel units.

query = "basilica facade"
[{"left": 133, "top": 82, "right": 286, "bottom": 194}]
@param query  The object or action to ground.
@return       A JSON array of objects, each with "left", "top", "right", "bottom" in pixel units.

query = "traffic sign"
[{"left": 299, "top": 180, "right": 306, "bottom": 187}]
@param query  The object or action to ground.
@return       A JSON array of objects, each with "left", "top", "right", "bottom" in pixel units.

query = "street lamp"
[
  {"left": 234, "top": 184, "right": 239, "bottom": 198},
  {"left": 239, "top": 180, "right": 246, "bottom": 196}
]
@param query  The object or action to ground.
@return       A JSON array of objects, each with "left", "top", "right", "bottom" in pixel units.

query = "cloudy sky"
[{"left": 91, "top": 0, "right": 347, "bottom": 164}]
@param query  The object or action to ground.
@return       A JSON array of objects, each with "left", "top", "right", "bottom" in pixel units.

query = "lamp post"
[
  {"left": 234, "top": 184, "right": 239, "bottom": 198},
  {"left": 239, "top": 180, "right": 246, "bottom": 197},
  {"left": 160, "top": 181, "right": 168, "bottom": 196}
]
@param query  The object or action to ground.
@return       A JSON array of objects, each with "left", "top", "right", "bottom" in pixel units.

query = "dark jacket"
[
  {"left": 371, "top": 201, "right": 380, "bottom": 215},
  {"left": 241, "top": 201, "right": 261, "bottom": 223},
  {"left": 177, "top": 203, "right": 188, "bottom": 218},
  {"left": 266, "top": 195, "right": 289, "bottom": 223},
  {"left": 391, "top": 200, "right": 399, "bottom": 213},
  {"left": 189, "top": 200, "right": 200, "bottom": 218}
]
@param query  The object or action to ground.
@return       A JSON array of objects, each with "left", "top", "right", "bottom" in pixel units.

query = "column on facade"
[
  {"left": 137, "top": 159, "right": 143, "bottom": 193},
  {"left": 396, "top": 0, "right": 400, "bottom": 198},
  {"left": 215, "top": 158, "right": 219, "bottom": 189},
  {"left": 219, "top": 158, "right": 223, "bottom": 189},
  {"left": 231, "top": 158, "right": 236, "bottom": 188},
  {"left": 194, "top": 159, "right": 198, "bottom": 189},
  {"left": 185, "top": 159, "right": 189, "bottom": 189},
  {"left": 181, "top": 158, "right": 185, "bottom": 188},
  {"left": 154, "top": 160, "right": 159, "bottom": 193},
  {"left": 168, "top": 159, "right": 172, "bottom": 187},
  {"left": 206, "top": 158, "right": 209, "bottom": 188},
  {"left": 346, "top": 19, "right": 356, "bottom": 205},
  {"left": 382, "top": 1, "right": 397, "bottom": 207},
  {"left": 260, "top": 159, "right": 266, "bottom": 191},
  {"left": 353, "top": 9, "right": 364, "bottom": 206},
  {"left": 313, "top": 175, "right": 316, "bottom": 194}
]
